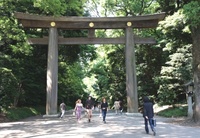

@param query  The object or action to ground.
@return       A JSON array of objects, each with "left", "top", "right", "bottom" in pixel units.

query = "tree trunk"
[{"left": 191, "top": 25, "right": 200, "bottom": 122}]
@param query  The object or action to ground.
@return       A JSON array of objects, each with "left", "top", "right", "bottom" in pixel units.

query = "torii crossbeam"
[{"left": 15, "top": 12, "right": 165, "bottom": 115}]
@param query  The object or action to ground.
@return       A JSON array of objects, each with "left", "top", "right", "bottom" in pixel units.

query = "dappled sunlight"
[
  {"left": 0, "top": 114, "right": 144, "bottom": 138},
  {"left": 0, "top": 114, "right": 200, "bottom": 138}
]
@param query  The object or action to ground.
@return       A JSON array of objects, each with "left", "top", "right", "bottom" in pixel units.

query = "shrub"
[
  {"left": 157, "top": 106, "right": 187, "bottom": 117},
  {"left": 4, "top": 106, "right": 45, "bottom": 121}
]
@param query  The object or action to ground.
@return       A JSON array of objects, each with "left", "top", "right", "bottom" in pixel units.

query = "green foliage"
[
  {"left": 86, "top": 0, "right": 160, "bottom": 17},
  {"left": 155, "top": 10, "right": 192, "bottom": 105},
  {"left": 0, "top": 67, "right": 19, "bottom": 107},
  {"left": 156, "top": 45, "right": 192, "bottom": 105},
  {"left": 33, "top": 0, "right": 67, "bottom": 16},
  {"left": 87, "top": 43, "right": 126, "bottom": 105},
  {"left": 157, "top": 106, "right": 187, "bottom": 117},
  {"left": 136, "top": 36, "right": 163, "bottom": 102},
  {"left": 33, "top": 0, "right": 86, "bottom": 16},
  {"left": 0, "top": 0, "right": 197, "bottom": 114},
  {"left": 183, "top": 1, "right": 200, "bottom": 28},
  {"left": 58, "top": 62, "right": 86, "bottom": 107},
  {"left": 84, "top": 0, "right": 193, "bottom": 107},
  {"left": 4, "top": 106, "right": 45, "bottom": 121},
  {"left": 0, "top": 0, "right": 40, "bottom": 107},
  {"left": 0, "top": 0, "right": 88, "bottom": 109}
]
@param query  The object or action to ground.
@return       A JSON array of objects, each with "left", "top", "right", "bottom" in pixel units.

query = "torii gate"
[{"left": 15, "top": 12, "right": 165, "bottom": 115}]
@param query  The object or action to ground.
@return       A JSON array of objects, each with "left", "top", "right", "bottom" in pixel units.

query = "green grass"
[
  {"left": 4, "top": 106, "right": 45, "bottom": 121},
  {"left": 2, "top": 105, "right": 188, "bottom": 121},
  {"left": 3, "top": 105, "right": 73, "bottom": 121},
  {"left": 157, "top": 106, "right": 188, "bottom": 117}
]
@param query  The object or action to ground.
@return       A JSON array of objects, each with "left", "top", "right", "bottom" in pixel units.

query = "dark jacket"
[
  {"left": 101, "top": 102, "right": 108, "bottom": 111},
  {"left": 85, "top": 99, "right": 93, "bottom": 109},
  {"left": 143, "top": 96, "right": 154, "bottom": 118}
]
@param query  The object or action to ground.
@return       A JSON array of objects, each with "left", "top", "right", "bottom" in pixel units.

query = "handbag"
[
  {"left": 152, "top": 118, "right": 156, "bottom": 127},
  {"left": 72, "top": 111, "right": 75, "bottom": 116}
]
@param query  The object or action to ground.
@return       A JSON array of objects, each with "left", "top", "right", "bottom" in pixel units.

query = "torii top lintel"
[{"left": 15, "top": 12, "right": 165, "bottom": 29}]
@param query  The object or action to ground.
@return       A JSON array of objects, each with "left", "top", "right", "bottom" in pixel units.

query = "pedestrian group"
[{"left": 59, "top": 95, "right": 156, "bottom": 136}]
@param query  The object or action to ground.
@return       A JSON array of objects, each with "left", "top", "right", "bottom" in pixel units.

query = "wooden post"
[
  {"left": 125, "top": 27, "right": 138, "bottom": 113},
  {"left": 187, "top": 95, "right": 193, "bottom": 118},
  {"left": 187, "top": 86, "right": 193, "bottom": 118},
  {"left": 88, "top": 29, "right": 95, "bottom": 38},
  {"left": 46, "top": 27, "right": 58, "bottom": 115}
]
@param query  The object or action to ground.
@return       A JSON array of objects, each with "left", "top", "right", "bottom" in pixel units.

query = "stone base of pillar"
[
  {"left": 125, "top": 112, "right": 142, "bottom": 117},
  {"left": 187, "top": 113, "right": 193, "bottom": 118},
  {"left": 43, "top": 114, "right": 59, "bottom": 118}
]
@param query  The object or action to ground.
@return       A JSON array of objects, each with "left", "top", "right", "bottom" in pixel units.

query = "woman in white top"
[
  {"left": 114, "top": 100, "right": 120, "bottom": 114},
  {"left": 74, "top": 99, "right": 83, "bottom": 122}
]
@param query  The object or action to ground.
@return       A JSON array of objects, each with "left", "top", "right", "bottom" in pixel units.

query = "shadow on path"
[{"left": 0, "top": 112, "right": 199, "bottom": 138}]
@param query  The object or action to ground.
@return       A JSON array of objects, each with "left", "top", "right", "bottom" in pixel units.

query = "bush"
[
  {"left": 157, "top": 106, "right": 188, "bottom": 117},
  {"left": 4, "top": 106, "right": 45, "bottom": 121}
]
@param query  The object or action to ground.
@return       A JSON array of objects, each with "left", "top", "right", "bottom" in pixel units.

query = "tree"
[
  {"left": 183, "top": 0, "right": 200, "bottom": 122},
  {"left": 0, "top": 0, "right": 34, "bottom": 107},
  {"left": 155, "top": 10, "right": 192, "bottom": 105},
  {"left": 0, "top": 0, "right": 91, "bottom": 109}
]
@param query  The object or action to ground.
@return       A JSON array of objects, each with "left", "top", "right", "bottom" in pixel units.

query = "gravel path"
[{"left": 0, "top": 112, "right": 199, "bottom": 138}]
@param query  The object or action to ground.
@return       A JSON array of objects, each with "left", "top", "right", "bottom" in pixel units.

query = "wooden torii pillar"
[
  {"left": 15, "top": 12, "right": 165, "bottom": 115},
  {"left": 46, "top": 28, "right": 58, "bottom": 115}
]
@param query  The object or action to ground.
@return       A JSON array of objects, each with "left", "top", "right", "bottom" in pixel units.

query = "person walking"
[
  {"left": 85, "top": 95, "right": 94, "bottom": 122},
  {"left": 143, "top": 96, "right": 156, "bottom": 136},
  {"left": 97, "top": 102, "right": 102, "bottom": 118},
  {"left": 60, "top": 101, "right": 66, "bottom": 118},
  {"left": 119, "top": 100, "right": 123, "bottom": 114},
  {"left": 113, "top": 100, "right": 120, "bottom": 115},
  {"left": 74, "top": 99, "right": 83, "bottom": 122},
  {"left": 101, "top": 97, "right": 108, "bottom": 123}
]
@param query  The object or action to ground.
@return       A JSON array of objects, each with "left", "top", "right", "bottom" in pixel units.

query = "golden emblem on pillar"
[
  {"left": 89, "top": 22, "right": 94, "bottom": 27},
  {"left": 50, "top": 22, "right": 56, "bottom": 27},
  {"left": 127, "top": 22, "right": 132, "bottom": 27},
  {"left": 198, "top": 64, "right": 200, "bottom": 70}
]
